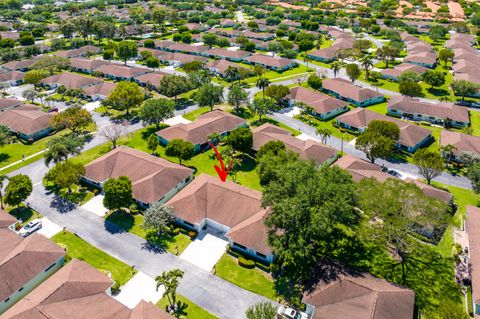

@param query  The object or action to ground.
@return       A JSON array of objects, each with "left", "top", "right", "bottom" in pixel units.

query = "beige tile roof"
[
  {"left": 166, "top": 174, "right": 271, "bottom": 255},
  {"left": 252, "top": 123, "right": 337, "bottom": 164},
  {"left": 156, "top": 110, "right": 246, "bottom": 146},
  {"left": 303, "top": 273, "right": 415, "bottom": 319}
]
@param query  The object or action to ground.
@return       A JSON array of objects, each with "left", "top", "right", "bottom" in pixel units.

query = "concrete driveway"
[
  {"left": 81, "top": 195, "right": 107, "bottom": 217},
  {"left": 163, "top": 115, "right": 191, "bottom": 126},
  {"left": 114, "top": 271, "right": 165, "bottom": 309},
  {"left": 37, "top": 217, "right": 62, "bottom": 238},
  {"left": 179, "top": 233, "right": 228, "bottom": 272}
]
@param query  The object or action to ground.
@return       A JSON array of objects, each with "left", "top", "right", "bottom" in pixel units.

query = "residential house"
[
  {"left": 404, "top": 51, "right": 437, "bottom": 68},
  {"left": 307, "top": 47, "right": 338, "bottom": 63},
  {"left": 0, "top": 213, "right": 65, "bottom": 314},
  {"left": 380, "top": 63, "right": 429, "bottom": 82},
  {"left": 166, "top": 43, "right": 210, "bottom": 56},
  {"left": 302, "top": 273, "right": 415, "bottom": 319},
  {"left": 387, "top": 96, "right": 470, "bottom": 128},
  {"left": 285, "top": 86, "right": 349, "bottom": 120},
  {"left": 167, "top": 174, "right": 273, "bottom": 263},
  {"left": 244, "top": 54, "right": 296, "bottom": 71},
  {"left": 204, "top": 48, "right": 251, "bottom": 62},
  {"left": 0, "top": 31, "right": 19, "bottom": 41},
  {"left": 96, "top": 64, "right": 150, "bottom": 81},
  {"left": 134, "top": 72, "right": 167, "bottom": 90},
  {"left": 0, "top": 105, "right": 56, "bottom": 141},
  {"left": 40, "top": 72, "right": 102, "bottom": 90},
  {"left": 467, "top": 206, "right": 480, "bottom": 316},
  {"left": 0, "top": 70, "right": 25, "bottom": 86},
  {"left": 335, "top": 154, "right": 453, "bottom": 203},
  {"left": 242, "top": 31, "right": 275, "bottom": 41},
  {"left": 54, "top": 45, "right": 102, "bottom": 59},
  {"left": 220, "top": 19, "right": 236, "bottom": 27},
  {"left": 0, "top": 98, "right": 24, "bottom": 112},
  {"left": 0, "top": 209, "right": 16, "bottom": 229},
  {"left": 322, "top": 78, "right": 385, "bottom": 107},
  {"left": 156, "top": 110, "right": 247, "bottom": 152},
  {"left": 139, "top": 40, "right": 174, "bottom": 50},
  {"left": 156, "top": 52, "right": 208, "bottom": 66},
  {"left": 206, "top": 59, "right": 249, "bottom": 79},
  {"left": 83, "top": 146, "right": 194, "bottom": 208},
  {"left": 69, "top": 58, "right": 111, "bottom": 74},
  {"left": 440, "top": 130, "right": 480, "bottom": 162},
  {"left": 336, "top": 108, "right": 432, "bottom": 152},
  {"left": 82, "top": 81, "right": 117, "bottom": 101},
  {"left": 252, "top": 124, "right": 338, "bottom": 165},
  {"left": 0, "top": 56, "right": 44, "bottom": 72},
  {"left": 2, "top": 259, "right": 174, "bottom": 319}
]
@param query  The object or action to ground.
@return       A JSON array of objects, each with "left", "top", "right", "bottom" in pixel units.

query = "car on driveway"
[
  {"left": 277, "top": 306, "right": 309, "bottom": 319},
  {"left": 19, "top": 219, "right": 42, "bottom": 237}
]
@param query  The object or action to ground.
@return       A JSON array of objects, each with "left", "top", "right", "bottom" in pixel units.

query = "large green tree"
[
  {"left": 195, "top": 83, "right": 224, "bottom": 111},
  {"left": 4, "top": 174, "right": 32, "bottom": 207},
  {"left": 104, "top": 81, "right": 144, "bottom": 116},
  {"left": 50, "top": 105, "right": 93, "bottom": 134},
  {"left": 46, "top": 160, "right": 85, "bottom": 192},
  {"left": 103, "top": 176, "right": 133, "bottom": 211},
  {"left": 412, "top": 149, "right": 444, "bottom": 185},
  {"left": 227, "top": 82, "right": 249, "bottom": 114},
  {"left": 264, "top": 84, "right": 289, "bottom": 107},
  {"left": 143, "top": 202, "right": 175, "bottom": 234},
  {"left": 45, "top": 135, "right": 85, "bottom": 166},
  {"left": 245, "top": 302, "right": 277, "bottom": 319},
  {"left": 248, "top": 97, "right": 277, "bottom": 122},
  {"left": 139, "top": 98, "right": 175, "bottom": 129},
  {"left": 451, "top": 80, "right": 479, "bottom": 101},
  {"left": 355, "top": 120, "right": 399, "bottom": 164},
  {"left": 115, "top": 41, "right": 138, "bottom": 65},
  {"left": 158, "top": 74, "right": 191, "bottom": 102},
  {"left": 467, "top": 163, "right": 480, "bottom": 194},
  {"left": 165, "top": 139, "right": 195, "bottom": 164},
  {"left": 227, "top": 127, "right": 253, "bottom": 154}
]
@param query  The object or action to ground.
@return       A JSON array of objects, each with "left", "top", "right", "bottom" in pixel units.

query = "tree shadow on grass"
[
  {"left": 9, "top": 206, "right": 34, "bottom": 223},
  {"left": 141, "top": 230, "right": 177, "bottom": 254},
  {"left": 175, "top": 98, "right": 194, "bottom": 110},
  {"left": 0, "top": 152, "right": 10, "bottom": 163},
  {"left": 426, "top": 87, "right": 450, "bottom": 97},
  {"left": 140, "top": 124, "right": 168, "bottom": 141},
  {"left": 104, "top": 210, "right": 134, "bottom": 234}
]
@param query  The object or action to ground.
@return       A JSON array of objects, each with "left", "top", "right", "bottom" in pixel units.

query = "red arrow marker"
[{"left": 210, "top": 142, "right": 233, "bottom": 182}]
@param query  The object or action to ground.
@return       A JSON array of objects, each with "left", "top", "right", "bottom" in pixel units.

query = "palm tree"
[
  {"left": 0, "top": 175, "right": 9, "bottom": 209},
  {"left": 361, "top": 57, "right": 374, "bottom": 78},
  {"left": 256, "top": 77, "right": 270, "bottom": 98},
  {"left": 331, "top": 61, "right": 342, "bottom": 78},
  {"left": 316, "top": 128, "right": 332, "bottom": 144},
  {"left": 440, "top": 144, "right": 457, "bottom": 166},
  {"left": 303, "top": 55, "right": 311, "bottom": 70},
  {"left": 156, "top": 269, "right": 184, "bottom": 313}
]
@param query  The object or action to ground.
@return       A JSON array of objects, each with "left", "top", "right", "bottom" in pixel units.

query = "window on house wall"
[
  {"left": 233, "top": 242, "right": 247, "bottom": 250},
  {"left": 256, "top": 251, "right": 266, "bottom": 258},
  {"left": 45, "top": 262, "right": 57, "bottom": 272}
]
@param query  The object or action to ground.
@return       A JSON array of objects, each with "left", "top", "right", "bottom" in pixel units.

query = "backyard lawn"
[
  {"left": 156, "top": 294, "right": 218, "bottom": 319},
  {"left": 215, "top": 253, "right": 277, "bottom": 300},
  {"left": 52, "top": 231, "right": 136, "bottom": 286}
]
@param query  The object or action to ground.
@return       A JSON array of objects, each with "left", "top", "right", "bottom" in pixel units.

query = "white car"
[
  {"left": 277, "top": 306, "right": 309, "bottom": 319},
  {"left": 19, "top": 219, "right": 42, "bottom": 237}
]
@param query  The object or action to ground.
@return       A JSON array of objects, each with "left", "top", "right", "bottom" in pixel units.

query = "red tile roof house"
[
  {"left": 388, "top": 96, "right": 470, "bottom": 128},
  {"left": 206, "top": 59, "right": 250, "bottom": 80},
  {"left": 0, "top": 212, "right": 65, "bottom": 314},
  {"left": 134, "top": 72, "right": 167, "bottom": 90},
  {"left": 0, "top": 98, "right": 24, "bottom": 112},
  {"left": 0, "top": 105, "right": 57, "bottom": 141},
  {"left": 336, "top": 108, "right": 433, "bottom": 153},
  {"left": 69, "top": 58, "right": 111, "bottom": 74},
  {"left": 467, "top": 206, "right": 480, "bottom": 316},
  {"left": 83, "top": 146, "right": 194, "bottom": 208},
  {"left": 166, "top": 173, "right": 273, "bottom": 263},
  {"left": 96, "top": 64, "right": 150, "bottom": 81},
  {"left": 302, "top": 273, "right": 415, "bottom": 319},
  {"left": 204, "top": 48, "right": 251, "bottom": 62},
  {"left": 285, "top": 87, "right": 349, "bottom": 120},
  {"left": 2, "top": 259, "right": 174, "bottom": 319},
  {"left": 253, "top": 123, "right": 338, "bottom": 165},
  {"left": 156, "top": 110, "right": 247, "bottom": 153},
  {"left": 40, "top": 72, "right": 102, "bottom": 90},
  {"left": 321, "top": 78, "right": 385, "bottom": 107},
  {"left": 82, "top": 81, "right": 117, "bottom": 101},
  {"left": 335, "top": 154, "right": 453, "bottom": 204},
  {"left": 403, "top": 51, "right": 438, "bottom": 69},
  {"left": 380, "top": 63, "right": 429, "bottom": 82},
  {"left": 244, "top": 54, "right": 297, "bottom": 72},
  {"left": 440, "top": 130, "right": 480, "bottom": 163},
  {"left": 0, "top": 70, "right": 25, "bottom": 86}
]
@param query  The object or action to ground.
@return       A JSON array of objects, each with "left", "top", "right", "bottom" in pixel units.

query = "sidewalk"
[{"left": 0, "top": 149, "right": 46, "bottom": 172}]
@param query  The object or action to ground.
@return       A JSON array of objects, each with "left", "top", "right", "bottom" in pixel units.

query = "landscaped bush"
[
  {"left": 188, "top": 231, "right": 197, "bottom": 239},
  {"left": 238, "top": 256, "right": 255, "bottom": 269},
  {"left": 171, "top": 228, "right": 180, "bottom": 236},
  {"left": 110, "top": 283, "right": 121, "bottom": 296}
]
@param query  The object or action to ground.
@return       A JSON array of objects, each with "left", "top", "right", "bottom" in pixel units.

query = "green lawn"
[
  {"left": 294, "top": 113, "right": 356, "bottom": 141},
  {"left": 0, "top": 135, "right": 53, "bottom": 169},
  {"left": 470, "top": 110, "right": 480, "bottom": 136},
  {"left": 244, "top": 64, "right": 312, "bottom": 84},
  {"left": 214, "top": 253, "right": 277, "bottom": 300},
  {"left": 182, "top": 106, "right": 211, "bottom": 121},
  {"left": 52, "top": 231, "right": 136, "bottom": 286},
  {"left": 156, "top": 294, "right": 218, "bottom": 319},
  {"left": 104, "top": 210, "right": 192, "bottom": 255}
]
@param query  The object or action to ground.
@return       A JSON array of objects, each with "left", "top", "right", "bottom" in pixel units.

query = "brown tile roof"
[
  {"left": 0, "top": 209, "right": 16, "bottom": 229},
  {"left": 166, "top": 174, "right": 271, "bottom": 255},
  {"left": 308, "top": 47, "right": 338, "bottom": 60},
  {"left": 157, "top": 110, "right": 246, "bottom": 146},
  {"left": 468, "top": 206, "right": 480, "bottom": 305},
  {"left": 167, "top": 43, "right": 209, "bottom": 54},
  {"left": 303, "top": 274, "right": 415, "bottom": 319},
  {"left": 0, "top": 230, "right": 65, "bottom": 302},
  {"left": 96, "top": 65, "right": 149, "bottom": 79},
  {"left": 404, "top": 52, "right": 437, "bottom": 65},
  {"left": 253, "top": 123, "right": 337, "bottom": 164},
  {"left": 380, "top": 63, "right": 429, "bottom": 78},
  {"left": 54, "top": 45, "right": 102, "bottom": 58},
  {"left": 454, "top": 72, "right": 480, "bottom": 85},
  {"left": 388, "top": 96, "right": 470, "bottom": 123},
  {"left": 205, "top": 48, "right": 251, "bottom": 60},
  {"left": 336, "top": 108, "right": 431, "bottom": 148},
  {"left": 286, "top": 87, "right": 348, "bottom": 115},
  {"left": 69, "top": 58, "right": 111, "bottom": 71},
  {"left": 134, "top": 72, "right": 167, "bottom": 88},
  {"left": 0, "top": 97, "right": 24, "bottom": 111},
  {"left": 40, "top": 72, "right": 102, "bottom": 89},
  {"left": 85, "top": 146, "right": 193, "bottom": 204},
  {"left": 244, "top": 54, "right": 295, "bottom": 68},
  {"left": 0, "top": 70, "right": 25, "bottom": 82},
  {"left": 157, "top": 52, "right": 208, "bottom": 65},
  {"left": 130, "top": 300, "right": 174, "bottom": 319},
  {"left": 242, "top": 31, "right": 274, "bottom": 40},
  {"left": 206, "top": 59, "right": 249, "bottom": 75},
  {"left": 82, "top": 81, "right": 117, "bottom": 98},
  {"left": 0, "top": 106, "right": 55, "bottom": 135},
  {"left": 440, "top": 130, "right": 480, "bottom": 157},
  {"left": 322, "top": 78, "right": 383, "bottom": 103},
  {"left": 0, "top": 56, "right": 44, "bottom": 71}
]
